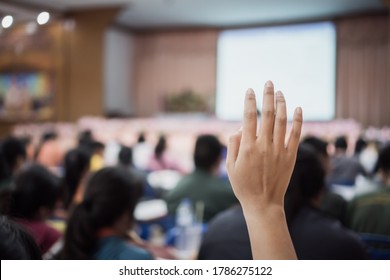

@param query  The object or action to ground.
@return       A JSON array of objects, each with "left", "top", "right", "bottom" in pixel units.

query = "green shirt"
[
  {"left": 164, "top": 169, "right": 238, "bottom": 223},
  {"left": 347, "top": 186, "right": 390, "bottom": 235}
]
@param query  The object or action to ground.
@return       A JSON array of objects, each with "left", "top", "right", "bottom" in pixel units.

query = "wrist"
[{"left": 242, "top": 202, "right": 286, "bottom": 224}]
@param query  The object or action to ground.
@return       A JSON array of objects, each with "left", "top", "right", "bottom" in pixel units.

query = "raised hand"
[{"left": 226, "top": 81, "right": 302, "bottom": 260}]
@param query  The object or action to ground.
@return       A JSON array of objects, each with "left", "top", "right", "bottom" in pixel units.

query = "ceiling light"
[
  {"left": 1, "top": 15, "right": 13, "bottom": 29},
  {"left": 37, "top": 11, "right": 50, "bottom": 25}
]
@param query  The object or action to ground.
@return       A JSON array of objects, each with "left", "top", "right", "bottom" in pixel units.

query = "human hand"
[
  {"left": 226, "top": 80, "right": 302, "bottom": 212},
  {"left": 226, "top": 80, "right": 302, "bottom": 259}
]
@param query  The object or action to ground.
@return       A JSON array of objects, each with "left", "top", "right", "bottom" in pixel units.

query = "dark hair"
[
  {"left": 78, "top": 130, "right": 94, "bottom": 155},
  {"left": 375, "top": 143, "right": 390, "bottom": 175},
  {"left": 355, "top": 138, "right": 367, "bottom": 155},
  {"left": 1, "top": 137, "right": 26, "bottom": 172},
  {"left": 301, "top": 136, "right": 328, "bottom": 158},
  {"left": 194, "top": 135, "right": 222, "bottom": 171},
  {"left": 154, "top": 135, "right": 166, "bottom": 161},
  {"left": 0, "top": 150, "right": 11, "bottom": 183},
  {"left": 58, "top": 167, "right": 143, "bottom": 259},
  {"left": 92, "top": 141, "right": 105, "bottom": 153},
  {"left": 0, "top": 215, "right": 42, "bottom": 260},
  {"left": 137, "top": 132, "right": 146, "bottom": 143},
  {"left": 34, "top": 131, "right": 58, "bottom": 160},
  {"left": 335, "top": 136, "right": 348, "bottom": 150},
  {"left": 4, "top": 165, "right": 60, "bottom": 219},
  {"left": 63, "top": 148, "right": 91, "bottom": 209},
  {"left": 118, "top": 146, "right": 133, "bottom": 166},
  {"left": 42, "top": 131, "right": 58, "bottom": 142},
  {"left": 285, "top": 144, "right": 325, "bottom": 227}
]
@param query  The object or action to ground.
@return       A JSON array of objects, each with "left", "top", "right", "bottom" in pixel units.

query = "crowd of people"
[{"left": 1, "top": 81, "right": 390, "bottom": 260}]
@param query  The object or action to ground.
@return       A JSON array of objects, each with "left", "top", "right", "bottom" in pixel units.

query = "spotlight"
[
  {"left": 37, "top": 11, "right": 50, "bottom": 25},
  {"left": 1, "top": 15, "right": 13, "bottom": 29}
]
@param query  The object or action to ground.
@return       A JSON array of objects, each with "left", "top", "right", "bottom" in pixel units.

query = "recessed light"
[
  {"left": 1, "top": 15, "right": 13, "bottom": 29},
  {"left": 37, "top": 11, "right": 50, "bottom": 25}
]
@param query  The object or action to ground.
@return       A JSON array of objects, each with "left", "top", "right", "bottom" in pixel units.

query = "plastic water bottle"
[{"left": 175, "top": 198, "right": 195, "bottom": 259}]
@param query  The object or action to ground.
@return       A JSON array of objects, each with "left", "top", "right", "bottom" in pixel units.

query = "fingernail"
[
  {"left": 296, "top": 107, "right": 302, "bottom": 115},
  {"left": 276, "top": 91, "right": 284, "bottom": 98},
  {"left": 265, "top": 80, "right": 273, "bottom": 88},
  {"left": 246, "top": 88, "right": 255, "bottom": 97}
]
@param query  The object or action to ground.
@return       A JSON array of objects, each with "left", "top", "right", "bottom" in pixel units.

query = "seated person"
[
  {"left": 302, "top": 136, "right": 347, "bottom": 224},
  {"left": 0, "top": 215, "right": 42, "bottom": 260},
  {"left": 164, "top": 134, "right": 237, "bottom": 223},
  {"left": 199, "top": 144, "right": 368, "bottom": 260},
  {"left": 0, "top": 136, "right": 26, "bottom": 191},
  {"left": 147, "top": 135, "right": 185, "bottom": 173},
  {"left": 118, "top": 145, "right": 154, "bottom": 197},
  {"left": 35, "top": 131, "right": 64, "bottom": 172},
  {"left": 56, "top": 167, "right": 153, "bottom": 260},
  {"left": 1, "top": 165, "right": 62, "bottom": 255},
  {"left": 347, "top": 143, "right": 390, "bottom": 236},
  {"left": 62, "top": 148, "right": 91, "bottom": 210},
  {"left": 328, "top": 136, "right": 366, "bottom": 185}
]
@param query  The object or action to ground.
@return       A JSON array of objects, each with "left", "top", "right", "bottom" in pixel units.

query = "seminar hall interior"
[{"left": 1, "top": 0, "right": 390, "bottom": 260}]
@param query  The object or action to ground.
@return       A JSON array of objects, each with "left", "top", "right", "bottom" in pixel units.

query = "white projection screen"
[{"left": 216, "top": 22, "right": 336, "bottom": 121}]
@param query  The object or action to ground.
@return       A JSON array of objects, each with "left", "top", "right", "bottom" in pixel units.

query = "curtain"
[{"left": 336, "top": 14, "right": 390, "bottom": 127}]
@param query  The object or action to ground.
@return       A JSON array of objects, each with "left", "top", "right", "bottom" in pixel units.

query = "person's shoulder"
[
  {"left": 97, "top": 237, "right": 153, "bottom": 260},
  {"left": 352, "top": 188, "right": 390, "bottom": 205},
  {"left": 121, "top": 243, "right": 154, "bottom": 260}
]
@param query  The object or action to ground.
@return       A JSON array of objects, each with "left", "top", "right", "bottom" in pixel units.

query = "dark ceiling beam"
[{"left": 0, "top": 0, "right": 62, "bottom": 16}]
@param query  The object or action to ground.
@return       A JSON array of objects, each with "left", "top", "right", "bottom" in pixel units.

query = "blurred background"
[
  {"left": 2, "top": 0, "right": 390, "bottom": 260},
  {"left": 0, "top": 1, "right": 389, "bottom": 141}
]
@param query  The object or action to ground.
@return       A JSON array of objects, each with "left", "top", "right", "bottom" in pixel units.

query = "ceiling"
[{"left": 0, "top": 0, "right": 387, "bottom": 29}]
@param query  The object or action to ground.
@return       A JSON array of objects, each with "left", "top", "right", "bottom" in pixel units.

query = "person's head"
[
  {"left": 63, "top": 148, "right": 91, "bottom": 209},
  {"left": 6, "top": 165, "right": 61, "bottom": 220},
  {"left": 0, "top": 215, "right": 42, "bottom": 260},
  {"left": 118, "top": 146, "right": 133, "bottom": 167},
  {"left": 374, "top": 143, "right": 390, "bottom": 183},
  {"left": 301, "top": 136, "right": 330, "bottom": 174},
  {"left": 355, "top": 138, "right": 367, "bottom": 155},
  {"left": 334, "top": 136, "right": 348, "bottom": 154},
  {"left": 137, "top": 132, "right": 146, "bottom": 143},
  {"left": 154, "top": 135, "right": 167, "bottom": 160},
  {"left": 0, "top": 150, "right": 10, "bottom": 183},
  {"left": 78, "top": 130, "right": 93, "bottom": 145},
  {"left": 20, "top": 136, "right": 34, "bottom": 161},
  {"left": 78, "top": 130, "right": 94, "bottom": 154},
  {"left": 59, "top": 167, "right": 143, "bottom": 259},
  {"left": 1, "top": 137, "right": 26, "bottom": 174},
  {"left": 92, "top": 141, "right": 105, "bottom": 156},
  {"left": 194, "top": 134, "right": 222, "bottom": 173},
  {"left": 41, "top": 131, "right": 58, "bottom": 142},
  {"left": 285, "top": 144, "right": 325, "bottom": 227}
]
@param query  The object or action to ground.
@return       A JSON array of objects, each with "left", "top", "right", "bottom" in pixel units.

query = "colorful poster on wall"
[{"left": 0, "top": 71, "right": 54, "bottom": 120}]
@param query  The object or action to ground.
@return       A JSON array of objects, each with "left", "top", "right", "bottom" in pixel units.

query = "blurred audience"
[
  {"left": 57, "top": 167, "right": 153, "bottom": 260},
  {"left": 147, "top": 135, "right": 185, "bottom": 173},
  {"left": 347, "top": 143, "right": 390, "bottom": 236},
  {"left": 328, "top": 136, "right": 366, "bottom": 185},
  {"left": 0, "top": 215, "right": 42, "bottom": 260},
  {"left": 133, "top": 132, "right": 153, "bottom": 170},
  {"left": 198, "top": 144, "right": 368, "bottom": 260},
  {"left": 164, "top": 134, "right": 237, "bottom": 223},
  {"left": 35, "top": 131, "right": 64, "bottom": 173},
  {"left": 0, "top": 165, "right": 62, "bottom": 255},
  {"left": 62, "top": 148, "right": 91, "bottom": 210},
  {"left": 0, "top": 136, "right": 26, "bottom": 190},
  {"left": 302, "top": 136, "right": 347, "bottom": 223},
  {"left": 90, "top": 141, "right": 105, "bottom": 171}
]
